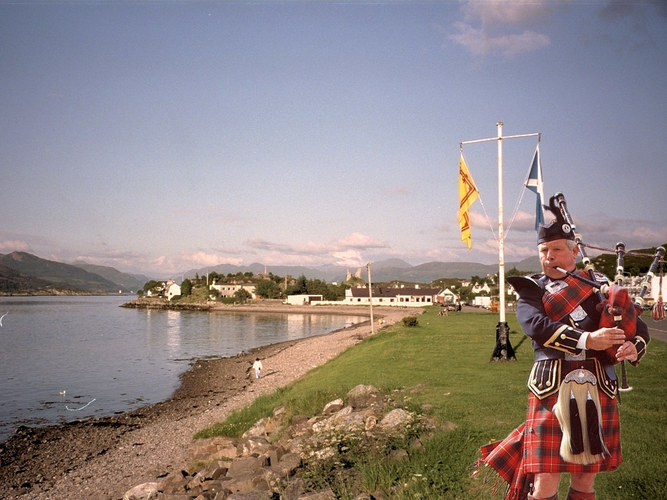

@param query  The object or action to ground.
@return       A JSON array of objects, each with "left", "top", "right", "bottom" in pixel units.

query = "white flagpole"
[{"left": 497, "top": 122, "right": 506, "bottom": 326}]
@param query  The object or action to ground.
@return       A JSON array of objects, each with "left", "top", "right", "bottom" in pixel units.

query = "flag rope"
[
  {"left": 505, "top": 181, "right": 528, "bottom": 240},
  {"left": 477, "top": 194, "right": 497, "bottom": 242}
]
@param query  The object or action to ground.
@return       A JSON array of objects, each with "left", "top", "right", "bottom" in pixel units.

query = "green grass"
[{"left": 195, "top": 307, "right": 667, "bottom": 499}]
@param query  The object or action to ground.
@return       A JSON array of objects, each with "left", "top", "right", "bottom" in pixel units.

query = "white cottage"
[{"left": 166, "top": 282, "right": 181, "bottom": 301}]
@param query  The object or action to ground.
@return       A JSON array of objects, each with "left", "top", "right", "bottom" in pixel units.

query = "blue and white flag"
[{"left": 525, "top": 144, "right": 545, "bottom": 230}]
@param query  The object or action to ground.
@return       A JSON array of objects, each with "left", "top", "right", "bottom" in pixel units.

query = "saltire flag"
[
  {"left": 458, "top": 153, "right": 479, "bottom": 249},
  {"left": 525, "top": 143, "right": 545, "bottom": 230}
]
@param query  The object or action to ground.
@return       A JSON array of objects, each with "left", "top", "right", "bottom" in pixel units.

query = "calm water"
[{"left": 0, "top": 296, "right": 365, "bottom": 442}]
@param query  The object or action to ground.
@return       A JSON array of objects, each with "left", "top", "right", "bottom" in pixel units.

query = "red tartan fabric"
[
  {"left": 480, "top": 425, "right": 533, "bottom": 499},
  {"left": 480, "top": 425, "right": 525, "bottom": 484},
  {"left": 523, "top": 392, "right": 621, "bottom": 473},
  {"left": 542, "top": 271, "right": 595, "bottom": 322},
  {"left": 597, "top": 285, "right": 639, "bottom": 362},
  {"left": 479, "top": 392, "right": 621, "bottom": 499}
]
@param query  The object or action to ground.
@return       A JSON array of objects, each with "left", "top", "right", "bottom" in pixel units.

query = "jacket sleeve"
[
  {"left": 508, "top": 276, "right": 585, "bottom": 355},
  {"left": 630, "top": 316, "right": 650, "bottom": 365}
]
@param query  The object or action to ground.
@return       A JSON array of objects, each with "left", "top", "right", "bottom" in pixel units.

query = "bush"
[{"left": 402, "top": 316, "right": 419, "bottom": 327}]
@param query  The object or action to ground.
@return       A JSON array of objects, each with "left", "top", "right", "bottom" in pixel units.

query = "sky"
[{"left": 1, "top": 0, "right": 666, "bottom": 277}]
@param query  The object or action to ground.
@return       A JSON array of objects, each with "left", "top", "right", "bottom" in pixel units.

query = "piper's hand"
[
  {"left": 615, "top": 340, "right": 638, "bottom": 362},
  {"left": 586, "top": 327, "right": 626, "bottom": 351}
]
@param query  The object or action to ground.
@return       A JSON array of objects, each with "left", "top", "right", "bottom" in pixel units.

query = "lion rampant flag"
[{"left": 458, "top": 153, "right": 479, "bottom": 249}]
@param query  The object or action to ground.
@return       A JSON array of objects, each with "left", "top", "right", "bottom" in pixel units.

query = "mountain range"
[
  {"left": 3, "top": 244, "right": 663, "bottom": 296},
  {"left": 168, "top": 256, "right": 544, "bottom": 284},
  {"left": 0, "top": 251, "right": 542, "bottom": 295},
  {"left": 0, "top": 252, "right": 148, "bottom": 294}
]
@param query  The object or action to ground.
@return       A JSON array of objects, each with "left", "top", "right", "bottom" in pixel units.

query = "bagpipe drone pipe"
[{"left": 549, "top": 193, "right": 665, "bottom": 366}]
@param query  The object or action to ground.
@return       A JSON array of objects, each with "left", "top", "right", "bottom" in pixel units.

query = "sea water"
[{"left": 0, "top": 296, "right": 365, "bottom": 442}]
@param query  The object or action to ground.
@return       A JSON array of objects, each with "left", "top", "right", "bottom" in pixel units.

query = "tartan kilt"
[
  {"left": 523, "top": 390, "right": 621, "bottom": 473},
  {"left": 479, "top": 424, "right": 533, "bottom": 500}
]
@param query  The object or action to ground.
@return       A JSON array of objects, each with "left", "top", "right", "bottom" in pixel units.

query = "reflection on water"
[
  {"left": 166, "top": 309, "right": 181, "bottom": 354},
  {"left": 0, "top": 296, "right": 366, "bottom": 442}
]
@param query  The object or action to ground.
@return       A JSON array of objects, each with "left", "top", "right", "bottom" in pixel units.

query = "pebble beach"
[{"left": 0, "top": 304, "right": 411, "bottom": 499}]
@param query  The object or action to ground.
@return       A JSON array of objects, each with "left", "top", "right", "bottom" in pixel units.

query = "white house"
[
  {"left": 471, "top": 282, "right": 491, "bottom": 294},
  {"left": 437, "top": 288, "right": 459, "bottom": 305},
  {"left": 209, "top": 281, "right": 257, "bottom": 299},
  {"left": 166, "top": 282, "right": 181, "bottom": 301},
  {"left": 285, "top": 294, "right": 324, "bottom": 305},
  {"left": 344, "top": 286, "right": 441, "bottom": 307}
]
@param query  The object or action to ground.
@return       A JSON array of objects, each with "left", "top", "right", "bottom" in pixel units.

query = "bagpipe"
[{"left": 548, "top": 193, "right": 665, "bottom": 368}]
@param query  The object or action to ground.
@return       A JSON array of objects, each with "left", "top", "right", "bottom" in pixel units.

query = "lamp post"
[{"left": 367, "top": 263, "right": 374, "bottom": 334}]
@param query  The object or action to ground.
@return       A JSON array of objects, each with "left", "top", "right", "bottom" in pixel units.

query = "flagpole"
[
  {"left": 497, "top": 122, "right": 506, "bottom": 327},
  {"left": 460, "top": 123, "right": 540, "bottom": 361}
]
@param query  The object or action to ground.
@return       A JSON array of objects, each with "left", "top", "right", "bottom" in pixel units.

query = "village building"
[
  {"left": 166, "top": 280, "right": 181, "bottom": 301},
  {"left": 284, "top": 294, "right": 324, "bottom": 305},
  {"left": 343, "top": 285, "right": 441, "bottom": 307},
  {"left": 209, "top": 281, "right": 257, "bottom": 299},
  {"left": 471, "top": 282, "right": 491, "bottom": 294},
  {"left": 437, "top": 288, "right": 459, "bottom": 306}
]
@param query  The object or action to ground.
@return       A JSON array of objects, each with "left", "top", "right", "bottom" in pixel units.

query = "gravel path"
[{"left": 0, "top": 305, "right": 410, "bottom": 500}]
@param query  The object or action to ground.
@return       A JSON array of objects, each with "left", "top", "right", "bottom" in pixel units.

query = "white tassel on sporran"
[{"left": 553, "top": 368, "right": 610, "bottom": 465}]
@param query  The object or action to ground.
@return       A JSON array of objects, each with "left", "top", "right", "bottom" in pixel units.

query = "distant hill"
[
  {"left": 71, "top": 261, "right": 149, "bottom": 292},
  {"left": 0, "top": 252, "right": 123, "bottom": 294},
  {"left": 584, "top": 245, "right": 667, "bottom": 278},
  {"left": 0, "top": 264, "right": 54, "bottom": 293},
  {"left": 18, "top": 246, "right": 656, "bottom": 296},
  {"left": 184, "top": 257, "right": 543, "bottom": 284}
]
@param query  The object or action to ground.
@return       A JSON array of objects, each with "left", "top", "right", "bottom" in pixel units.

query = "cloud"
[
  {"left": 576, "top": 215, "right": 667, "bottom": 252},
  {"left": 331, "top": 250, "right": 365, "bottom": 268},
  {"left": 460, "top": 0, "right": 557, "bottom": 27},
  {"left": 245, "top": 238, "right": 324, "bottom": 256},
  {"left": 449, "top": 0, "right": 554, "bottom": 58},
  {"left": 243, "top": 232, "right": 388, "bottom": 267},
  {"left": 449, "top": 22, "right": 550, "bottom": 59},
  {"left": 469, "top": 210, "right": 492, "bottom": 230},
  {"left": 335, "top": 232, "right": 387, "bottom": 249},
  {"left": 179, "top": 251, "right": 228, "bottom": 268},
  {"left": 0, "top": 240, "right": 32, "bottom": 253}
]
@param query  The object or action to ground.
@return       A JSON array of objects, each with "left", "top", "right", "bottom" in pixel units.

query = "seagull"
[{"left": 0, "top": 312, "right": 7, "bottom": 327}]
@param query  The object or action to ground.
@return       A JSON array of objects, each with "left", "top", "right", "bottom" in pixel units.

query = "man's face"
[{"left": 538, "top": 239, "right": 578, "bottom": 279}]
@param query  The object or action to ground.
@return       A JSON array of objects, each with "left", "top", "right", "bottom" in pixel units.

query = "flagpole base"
[{"left": 491, "top": 321, "right": 516, "bottom": 361}]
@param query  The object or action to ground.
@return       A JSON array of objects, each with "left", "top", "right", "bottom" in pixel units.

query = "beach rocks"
[
  {"left": 121, "top": 298, "right": 212, "bottom": 311},
  {"left": 124, "top": 384, "right": 422, "bottom": 499}
]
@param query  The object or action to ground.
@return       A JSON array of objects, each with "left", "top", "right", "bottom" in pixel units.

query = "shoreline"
[
  {"left": 121, "top": 297, "right": 391, "bottom": 316},
  {"left": 0, "top": 305, "right": 412, "bottom": 499}
]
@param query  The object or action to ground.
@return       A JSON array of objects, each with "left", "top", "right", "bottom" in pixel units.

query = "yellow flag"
[{"left": 458, "top": 153, "right": 479, "bottom": 249}]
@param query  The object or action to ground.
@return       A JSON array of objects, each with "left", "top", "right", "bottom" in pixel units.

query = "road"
[{"left": 646, "top": 318, "right": 667, "bottom": 343}]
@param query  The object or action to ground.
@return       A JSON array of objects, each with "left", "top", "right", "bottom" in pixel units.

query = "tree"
[
  {"left": 255, "top": 279, "right": 281, "bottom": 299},
  {"left": 324, "top": 282, "right": 349, "bottom": 301},
  {"left": 142, "top": 280, "right": 162, "bottom": 295},
  {"left": 287, "top": 275, "right": 309, "bottom": 295},
  {"left": 180, "top": 279, "right": 193, "bottom": 296},
  {"left": 234, "top": 288, "right": 252, "bottom": 304}
]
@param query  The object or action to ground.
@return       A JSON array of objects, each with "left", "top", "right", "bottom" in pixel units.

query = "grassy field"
[{"left": 197, "top": 307, "right": 667, "bottom": 499}]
